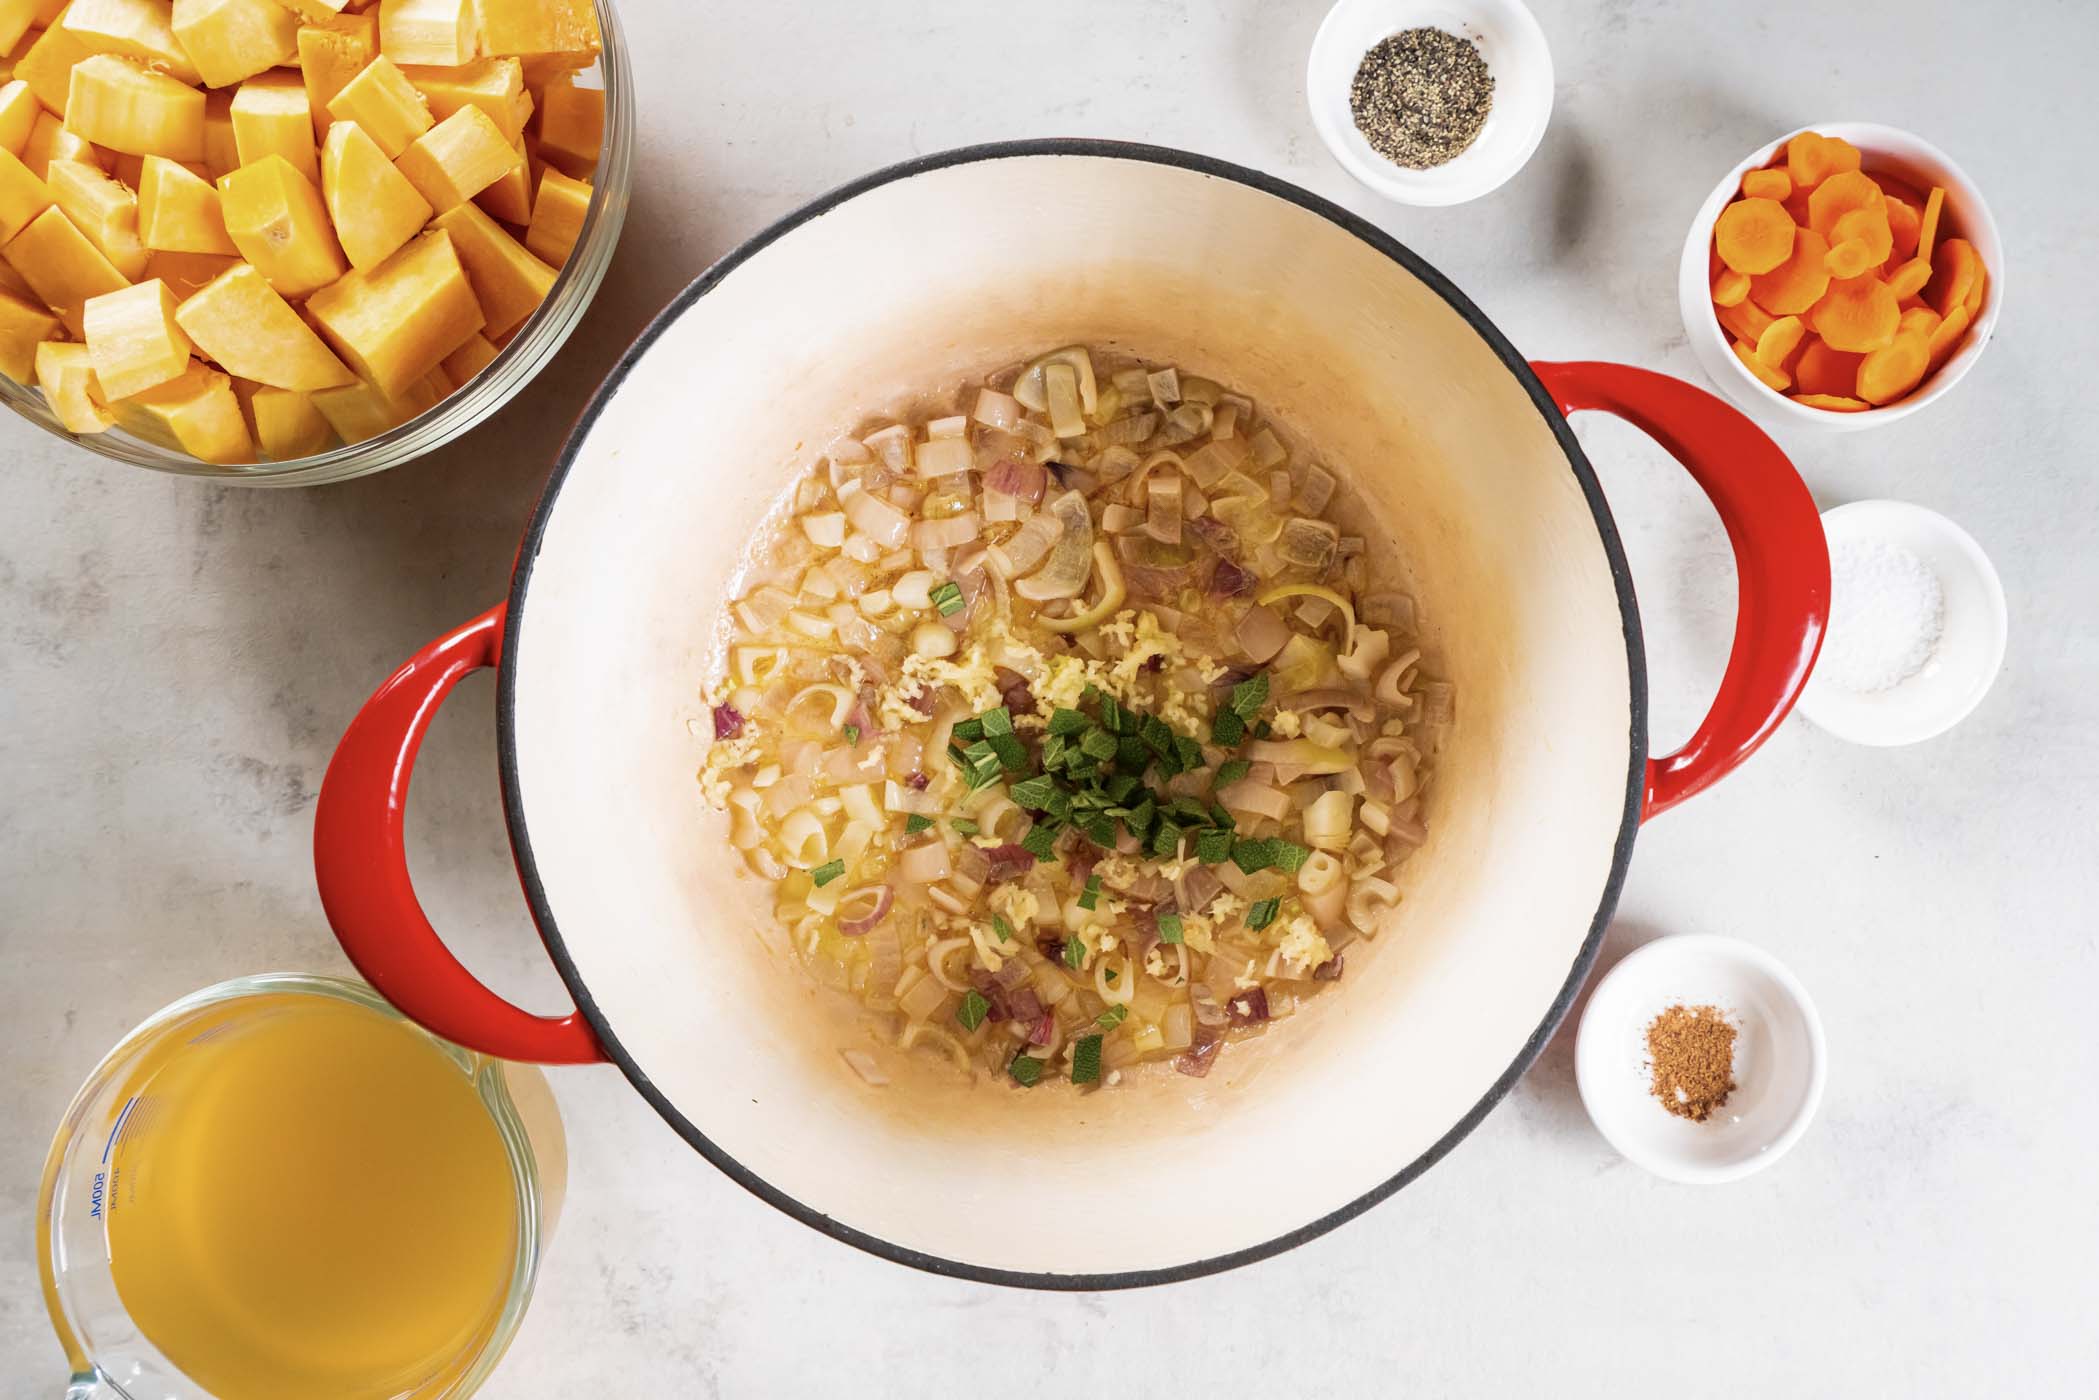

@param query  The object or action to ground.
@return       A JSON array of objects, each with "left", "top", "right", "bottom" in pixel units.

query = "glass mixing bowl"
[{"left": 0, "top": 2, "right": 634, "bottom": 488}]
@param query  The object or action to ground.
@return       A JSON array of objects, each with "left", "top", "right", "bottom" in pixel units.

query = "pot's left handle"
[{"left": 314, "top": 604, "right": 604, "bottom": 1064}]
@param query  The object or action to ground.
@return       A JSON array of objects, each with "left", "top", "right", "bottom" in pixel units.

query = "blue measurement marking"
[{"left": 102, "top": 1096, "right": 139, "bottom": 1165}]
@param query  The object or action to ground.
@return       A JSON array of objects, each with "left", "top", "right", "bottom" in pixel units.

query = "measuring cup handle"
[
  {"left": 1530, "top": 360, "right": 1830, "bottom": 821},
  {"left": 314, "top": 604, "right": 604, "bottom": 1064}
]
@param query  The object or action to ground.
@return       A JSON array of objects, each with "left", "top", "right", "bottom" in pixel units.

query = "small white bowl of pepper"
[
  {"left": 1306, "top": 0, "right": 1554, "bottom": 207},
  {"left": 1575, "top": 934, "right": 1827, "bottom": 1185}
]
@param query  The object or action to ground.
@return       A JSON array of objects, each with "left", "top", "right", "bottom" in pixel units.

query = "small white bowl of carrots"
[{"left": 1678, "top": 123, "right": 2002, "bottom": 432}]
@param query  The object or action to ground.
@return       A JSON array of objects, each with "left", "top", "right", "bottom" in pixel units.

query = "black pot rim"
[{"left": 497, "top": 137, "right": 1648, "bottom": 1292}]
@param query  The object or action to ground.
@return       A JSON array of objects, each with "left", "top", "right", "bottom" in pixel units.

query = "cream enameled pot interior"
[{"left": 506, "top": 149, "right": 1638, "bottom": 1279}]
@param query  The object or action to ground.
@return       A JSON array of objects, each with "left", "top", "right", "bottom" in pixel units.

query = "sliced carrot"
[
  {"left": 1915, "top": 186, "right": 1946, "bottom": 264},
  {"left": 1885, "top": 256, "right": 1932, "bottom": 300},
  {"left": 1748, "top": 225, "right": 1832, "bottom": 315},
  {"left": 1870, "top": 172, "right": 1928, "bottom": 209},
  {"left": 1832, "top": 206, "right": 1893, "bottom": 264},
  {"left": 1755, "top": 315, "right": 1807, "bottom": 367},
  {"left": 1930, "top": 238, "right": 1981, "bottom": 317},
  {"left": 1856, "top": 329, "right": 1931, "bottom": 405},
  {"left": 1742, "top": 168, "right": 1792, "bottom": 201},
  {"left": 1786, "top": 131, "right": 1862, "bottom": 190},
  {"left": 1794, "top": 337, "right": 1866, "bottom": 397},
  {"left": 1712, "top": 268, "right": 1751, "bottom": 307},
  {"left": 1899, "top": 305, "right": 1943, "bottom": 338},
  {"left": 1808, "top": 171, "right": 1886, "bottom": 240},
  {"left": 1825, "top": 238, "right": 1879, "bottom": 280},
  {"left": 1792, "top": 393, "right": 1870, "bottom": 412},
  {"left": 1732, "top": 339, "right": 1790, "bottom": 392},
  {"left": 1717, "top": 296, "right": 1777, "bottom": 344},
  {"left": 1962, "top": 258, "right": 1987, "bottom": 319},
  {"left": 1885, "top": 196, "right": 1921, "bottom": 262},
  {"left": 1810, "top": 275, "right": 1901, "bottom": 353},
  {"left": 1926, "top": 303, "right": 1972, "bottom": 368},
  {"left": 1783, "top": 189, "right": 1814, "bottom": 228},
  {"left": 1714, "top": 197, "right": 1797, "bottom": 275}
]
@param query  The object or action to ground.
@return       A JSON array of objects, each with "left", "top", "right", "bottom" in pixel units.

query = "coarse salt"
[{"left": 1819, "top": 538, "right": 1944, "bottom": 693}]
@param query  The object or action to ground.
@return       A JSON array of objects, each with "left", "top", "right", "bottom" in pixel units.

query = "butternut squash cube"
[
  {"left": 478, "top": 0, "right": 599, "bottom": 62},
  {"left": 3, "top": 204, "right": 129, "bottom": 331},
  {"left": 143, "top": 247, "right": 237, "bottom": 297},
  {"left": 230, "top": 70, "right": 316, "bottom": 183},
  {"left": 319, "top": 117, "right": 427, "bottom": 268},
  {"left": 14, "top": 18, "right": 98, "bottom": 115},
  {"left": 249, "top": 382, "right": 331, "bottom": 457},
  {"left": 297, "top": 10, "right": 376, "bottom": 141},
  {"left": 169, "top": 0, "right": 297, "bottom": 88},
  {"left": 393, "top": 104, "right": 517, "bottom": 213},
  {"left": 60, "top": 0, "right": 203, "bottom": 85},
  {"left": 0, "top": 0, "right": 39, "bottom": 55},
  {"left": 378, "top": 0, "right": 473, "bottom": 67},
  {"left": 137, "top": 154, "right": 235, "bottom": 253},
  {"left": 534, "top": 74, "right": 600, "bottom": 177},
  {"left": 113, "top": 359, "right": 252, "bottom": 461},
  {"left": 63, "top": 54, "right": 205, "bottom": 162},
  {"left": 325, "top": 53, "right": 429, "bottom": 158},
  {"left": 174, "top": 259, "right": 353, "bottom": 388},
  {"left": 0, "top": 79, "right": 41, "bottom": 155},
  {"left": 35, "top": 340, "right": 115, "bottom": 431},
  {"left": 217, "top": 152, "right": 344, "bottom": 297},
  {"left": 431, "top": 199, "right": 549, "bottom": 337},
  {"left": 403, "top": 57, "right": 532, "bottom": 144},
  {"left": 82, "top": 276, "right": 191, "bottom": 396},
  {"left": 439, "top": 327, "right": 492, "bottom": 383},
  {"left": 524, "top": 164, "right": 584, "bottom": 267},
  {"left": 47, "top": 157, "right": 149, "bottom": 276},
  {"left": 0, "top": 255, "right": 31, "bottom": 298},
  {"left": 310, "top": 366, "right": 442, "bottom": 443},
  {"left": 200, "top": 87, "right": 236, "bottom": 177},
  {"left": 474, "top": 131, "right": 530, "bottom": 223},
  {"left": 277, "top": 0, "right": 348, "bottom": 19},
  {"left": 0, "top": 281, "right": 60, "bottom": 380},
  {"left": 305, "top": 227, "right": 481, "bottom": 393},
  {"left": 0, "top": 143, "right": 54, "bottom": 241},
  {"left": 24, "top": 110, "right": 105, "bottom": 179}
]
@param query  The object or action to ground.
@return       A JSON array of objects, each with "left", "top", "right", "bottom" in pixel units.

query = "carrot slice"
[
  {"left": 1755, "top": 315, "right": 1807, "bottom": 367},
  {"left": 1808, "top": 171, "right": 1886, "bottom": 240},
  {"left": 1870, "top": 172, "right": 1928, "bottom": 209},
  {"left": 1927, "top": 303, "right": 1972, "bottom": 368},
  {"left": 1810, "top": 275, "right": 1901, "bottom": 353},
  {"left": 1856, "top": 329, "right": 1931, "bottom": 405},
  {"left": 1712, "top": 268, "right": 1751, "bottom": 307},
  {"left": 1930, "top": 238, "right": 1981, "bottom": 317},
  {"left": 1714, "top": 197, "right": 1797, "bottom": 275},
  {"left": 1885, "top": 256, "right": 1932, "bottom": 300},
  {"left": 1732, "top": 339, "right": 1791, "bottom": 392},
  {"left": 1748, "top": 225, "right": 1832, "bottom": 315},
  {"left": 1832, "top": 206, "right": 1893, "bottom": 264},
  {"left": 1794, "top": 337, "right": 1865, "bottom": 397},
  {"left": 1899, "top": 305, "right": 1943, "bottom": 338},
  {"left": 1825, "top": 238, "right": 1878, "bottom": 280},
  {"left": 1786, "top": 131, "right": 1861, "bottom": 190},
  {"left": 1717, "top": 296, "right": 1777, "bottom": 344},
  {"left": 1915, "top": 186, "right": 1946, "bottom": 264},
  {"left": 1885, "top": 196, "right": 1921, "bottom": 262},
  {"left": 1962, "top": 258, "right": 1987, "bottom": 319},
  {"left": 1742, "top": 168, "right": 1792, "bottom": 201},
  {"left": 1792, "top": 393, "right": 1870, "bottom": 412}
]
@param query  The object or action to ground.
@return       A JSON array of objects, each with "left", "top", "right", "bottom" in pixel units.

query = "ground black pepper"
[{"left": 1348, "top": 28, "right": 1495, "bottom": 171}]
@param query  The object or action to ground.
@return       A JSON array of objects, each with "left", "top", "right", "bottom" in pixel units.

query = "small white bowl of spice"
[
  {"left": 1796, "top": 500, "right": 2008, "bottom": 746},
  {"left": 1576, "top": 935, "right": 1826, "bottom": 1185},
  {"left": 1306, "top": 0, "right": 1554, "bottom": 206}
]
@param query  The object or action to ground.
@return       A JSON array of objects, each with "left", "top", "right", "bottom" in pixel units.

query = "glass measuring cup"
[{"left": 36, "top": 973, "right": 567, "bottom": 1400}]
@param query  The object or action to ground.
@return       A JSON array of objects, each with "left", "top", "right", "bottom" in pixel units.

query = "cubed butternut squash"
[
  {"left": 393, "top": 104, "right": 518, "bottom": 212},
  {"left": 310, "top": 365, "right": 442, "bottom": 443},
  {"left": 23, "top": 110, "right": 105, "bottom": 179},
  {"left": 477, "top": 0, "right": 599, "bottom": 62},
  {"left": 0, "top": 0, "right": 40, "bottom": 55},
  {"left": 0, "top": 280, "right": 61, "bottom": 380},
  {"left": 229, "top": 69, "right": 316, "bottom": 183},
  {"left": 325, "top": 53, "right": 429, "bottom": 158},
  {"left": 432, "top": 198, "right": 549, "bottom": 336},
  {"left": 35, "top": 340, "right": 115, "bottom": 431},
  {"left": 276, "top": 0, "right": 349, "bottom": 21},
  {"left": 174, "top": 258, "right": 353, "bottom": 388},
  {"left": 319, "top": 116, "right": 427, "bottom": 268},
  {"left": 169, "top": 0, "right": 297, "bottom": 88},
  {"left": 304, "top": 226, "right": 480, "bottom": 393},
  {"left": 46, "top": 157, "right": 149, "bottom": 276},
  {"left": 248, "top": 382, "right": 331, "bottom": 456},
  {"left": 200, "top": 87, "right": 236, "bottom": 177},
  {"left": 112, "top": 358, "right": 252, "bottom": 461},
  {"left": 402, "top": 57, "right": 532, "bottom": 144},
  {"left": 3, "top": 203, "right": 129, "bottom": 331},
  {"left": 137, "top": 153, "right": 235, "bottom": 253},
  {"left": 524, "top": 164, "right": 584, "bottom": 266},
  {"left": 297, "top": 9, "right": 376, "bottom": 140},
  {"left": 377, "top": 0, "right": 474, "bottom": 67},
  {"left": 0, "top": 143, "right": 54, "bottom": 241},
  {"left": 217, "top": 152, "right": 344, "bottom": 297},
  {"left": 143, "top": 247, "right": 238, "bottom": 297},
  {"left": 82, "top": 276, "right": 191, "bottom": 396},
  {"left": 14, "top": 18, "right": 98, "bottom": 115},
  {"left": 63, "top": 54, "right": 205, "bottom": 160},
  {"left": 59, "top": 0, "right": 202, "bottom": 85},
  {"left": 474, "top": 131, "right": 529, "bottom": 223},
  {"left": 534, "top": 74, "right": 600, "bottom": 176},
  {"left": 0, "top": 79, "right": 42, "bottom": 156},
  {"left": 439, "top": 326, "right": 492, "bottom": 383}
]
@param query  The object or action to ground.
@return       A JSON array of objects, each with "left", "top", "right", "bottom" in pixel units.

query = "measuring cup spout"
[{"left": 65, "top": 1374, "right": 116, "bottom": 1400}]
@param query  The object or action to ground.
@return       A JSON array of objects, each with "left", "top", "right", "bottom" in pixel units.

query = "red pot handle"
[
  {"left": 314, "top": 603, "right": 604, "bottom": 1063},
  {"left": 1530, "top": 361, "right": 1828, "bottom": 821}
]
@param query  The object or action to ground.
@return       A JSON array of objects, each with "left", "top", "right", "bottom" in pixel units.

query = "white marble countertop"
[{"left": 4, "top": 1, "right": 2096, "bottom": 1393}]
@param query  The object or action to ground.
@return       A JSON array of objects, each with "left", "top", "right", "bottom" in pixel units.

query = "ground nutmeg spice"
[{"left": 1644, "top": 1003, "right": 1737, "bottom": 1122}]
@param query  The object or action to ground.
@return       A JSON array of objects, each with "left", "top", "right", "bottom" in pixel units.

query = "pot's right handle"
[
  {"left": 1530, "top": 361, "right": 1829, "bottom": 821},
  {"left": 314, "top": 604, "right": 604, "bottom": 1064}
]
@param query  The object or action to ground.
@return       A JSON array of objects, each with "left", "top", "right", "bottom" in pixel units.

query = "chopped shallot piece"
[
  {"left": 1145, "top": 474, "right": 1184, "bottom": 543},
  {"left": 1174, "top": 1038, "right": 1223, "bottom": 1078},
  {"left": 712, "top": 705, "right": 745, "bottom": 739},
  {"left": 1208, "top": 557, "right": 1256, "bottom": 598},
  {"left": 1227, "top": 987, "right": 1270, "bottom": 1024},
  {"left": 985, "top": 456, "right": 1048, "bottom": 502},
  {"left": 981, "top": 844, "right": 1038, "bottom": 881},
  {"left": 1313, "top": 956, "right": 1346, "bottom": 982},
  {"left": 1234, "top": 603, "right": 1291, "bottom": 663}
]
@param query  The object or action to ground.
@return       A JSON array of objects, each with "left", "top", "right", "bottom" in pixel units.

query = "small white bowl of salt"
[{"left": 1796, "top": 500, "right": 2007, "bottom": 746}]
